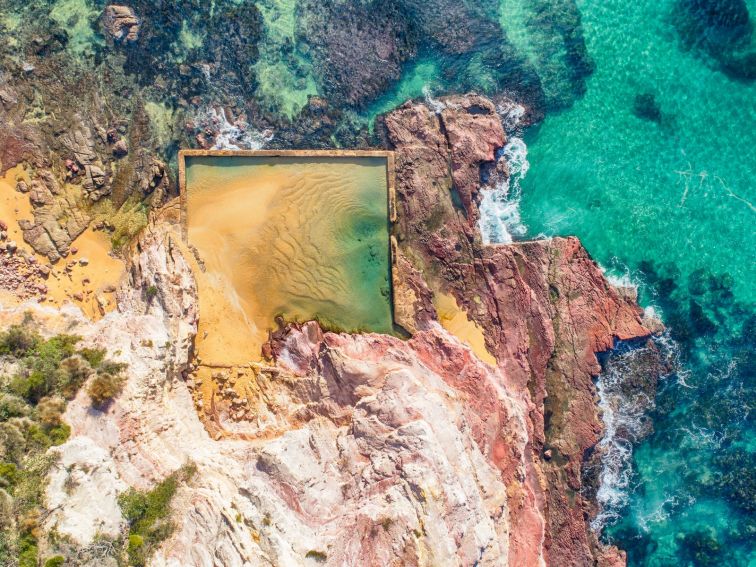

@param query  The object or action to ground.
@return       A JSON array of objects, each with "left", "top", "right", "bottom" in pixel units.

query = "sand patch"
[
  {"left": 433, "top": 291, "right": 496, "bottom": 366},
  {"left": 0, "top": 167, "right": 124, "bottom": 320}
]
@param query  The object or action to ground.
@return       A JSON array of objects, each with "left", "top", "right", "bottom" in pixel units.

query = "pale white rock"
[
  {"left": 45, "top": 436, "right": 127, "bottom": 543},
  {"left": 0, "top": 228, "right": 529, "bottom": 566}
]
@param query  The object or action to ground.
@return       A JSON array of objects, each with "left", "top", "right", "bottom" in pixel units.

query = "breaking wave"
[
  {"left": 590, "top": 332, "right": 680, "bottom": 533},
  {"left": 478, "top": 136, "right": 530, "bottom": 244},
  {"left": 197, "top": 107, "right": 274, "bottom": 150}
]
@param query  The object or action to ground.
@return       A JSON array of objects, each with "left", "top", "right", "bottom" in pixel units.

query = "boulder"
[{"left": 103, "top": 5, "right": 140, "bottom": 43}]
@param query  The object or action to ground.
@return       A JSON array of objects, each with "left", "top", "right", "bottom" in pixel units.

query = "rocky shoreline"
[{"left": 0, "top": 88, "right": 666, "bottom": 565}]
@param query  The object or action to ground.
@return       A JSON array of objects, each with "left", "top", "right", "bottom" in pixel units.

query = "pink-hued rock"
[
  {"left": 103, "top": 5, "right": 140, "bottom": 43},
  {"left": 16, "top": 94, "right": 656, "bottom": 566},
  {"left": 384, "top": 95, "right": 651, "bottom": 566}
]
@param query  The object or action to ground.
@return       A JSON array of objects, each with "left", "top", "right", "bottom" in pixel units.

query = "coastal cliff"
[{"left": 0, "top": 94, "right": 661, "bottom": 566}]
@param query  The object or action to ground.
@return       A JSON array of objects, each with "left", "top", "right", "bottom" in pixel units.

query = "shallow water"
[{"left": 185, "top": 155, "right": 392, "bottom": 361}]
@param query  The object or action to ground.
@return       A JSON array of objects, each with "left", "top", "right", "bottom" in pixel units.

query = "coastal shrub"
[
  {"left": 0, "top": 394, "right": 29, "bottom": 420},
  {"left": 58, "top": 356, "right": 93, "bottom": 399},
  {"left": 78, "top": 347, "right": 106, "bottom": 369},
  {"left": 0, "top": 317, "right": 125, "bottom": 565},
  {"left": 0, "top": 463, "right": 18, "bottom": 490},
  {"left": 146, "top": 284, "right": 159, "bottom": 301},
  {"left": 0, "top": 325, "right": 39, "bottom": 356},
  {"left": 87, "top": 372, "right": 126, "bottom": 407},
  {"left": 36, "top": 397, "right": 66, "bottom": 429},
  {"left": 43, "top": 555, "right": 65, "bottom": 567},
  {"left": 305, "top": 550, "right": 328, "bottom": 562},
  {"left": 119, "top": 464, "right": 196, "bottom": 566}
]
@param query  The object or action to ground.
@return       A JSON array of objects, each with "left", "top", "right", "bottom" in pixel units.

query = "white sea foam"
[
  {"left": 478, "top": 136, "right": 530, "bottom": 244},
  {"left": 422, "top": 86, "right": 447, "bottom": 114},
  {"left": 604, "top": 271, "right": 639, "bottom": 294},
  {"left": 198, "top": 107, "right": 274, "bottom": 150},
  {"left": 590, "top": 344, "right": 656, "bottom": 531},
  {"left": 496, "top": 99, "right": 526, "bottom": 133},
  {"left": 590, "top": 330, "right": 684, "bottom": 533},
  {"left": 638, "top": 492, "right": 696, "bottom": 532}
]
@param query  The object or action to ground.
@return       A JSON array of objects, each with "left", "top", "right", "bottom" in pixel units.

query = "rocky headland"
[{"left": 0, "top": 88, "right": 665, "bottom": 566}]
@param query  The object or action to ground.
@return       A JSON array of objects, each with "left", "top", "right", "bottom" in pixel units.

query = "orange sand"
[
  {"left": 433, "top": 291, "right": 496, "bottom": 366},
  {"left": 0, "top": 167, "right": 125, "bottom": 320}
]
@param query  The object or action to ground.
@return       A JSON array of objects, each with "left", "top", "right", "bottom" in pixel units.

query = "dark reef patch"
[
  {"left": 675, "top": 0, "right": 756, "bottom": 80},
  {"left": 606, "top": 260, "right": 756, "bottom": 565}
]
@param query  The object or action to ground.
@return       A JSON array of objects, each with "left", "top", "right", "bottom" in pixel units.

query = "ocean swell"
[{"left": 196, "top": 107, "right": 274, "bottom": 150}]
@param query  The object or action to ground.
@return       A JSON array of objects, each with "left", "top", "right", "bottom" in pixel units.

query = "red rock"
[
  {"left": 384, "top": 94, "right": 652, "bottom": 566},
  {"left": 103, "top": 5, "right": 140, "bottom": 43}
]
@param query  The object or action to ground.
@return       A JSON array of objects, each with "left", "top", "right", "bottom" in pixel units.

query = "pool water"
[{"left": 184, "top": 155, "right": 393, "bottom": 362}]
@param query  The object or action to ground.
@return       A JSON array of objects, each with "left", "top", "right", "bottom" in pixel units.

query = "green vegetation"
[
  {"left": 305, "top": 549, "right": 328, "bottom": 562},
  {"left": 93, "top": 193, "right": 151, "bottom": 252},
  {"left": 0, "top": 317, "right": 126, "bottom": 566},
  {"left": 87, "top": 363, "right": 127, "bottom": 408},
  {"left": 119, "top": 464, "right": 196, "bottom": 566},
  {"left": 145, "top": 285, "right": 159, "bottom": 302},
  {"left": 43, "top": 555, "right": 65, "bottom": 567}
]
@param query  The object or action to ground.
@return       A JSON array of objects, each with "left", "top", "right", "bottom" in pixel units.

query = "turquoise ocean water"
[
  {"left": 382, "top": 0, "right": 756, "bottom": 564},
  {"left": 514, "top": 1, "right": 756, "bottom": 564}
]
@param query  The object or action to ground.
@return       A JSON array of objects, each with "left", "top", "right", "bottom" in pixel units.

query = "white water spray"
[
  {"left": 198, "top": 107, "right": 274, "bottom": 150},
  {"left": 478, "top": 136, "right": 530, "bottom": 244}
]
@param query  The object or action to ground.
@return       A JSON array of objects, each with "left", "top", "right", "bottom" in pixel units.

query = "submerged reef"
[{"left": 675, "top": 0, "right": 756, "bottom": 79}]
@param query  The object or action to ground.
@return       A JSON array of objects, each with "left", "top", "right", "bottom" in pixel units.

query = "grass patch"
[
  {"left": 119, "top": 463, "right": 196, "bottom": 567},
  {"left": 92, "top": 193, "right": 150, "bottom": 252}
]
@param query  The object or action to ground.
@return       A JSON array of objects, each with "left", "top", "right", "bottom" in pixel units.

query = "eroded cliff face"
[{"left": 5, "top": 94, "right": 659, "bottom": 566}]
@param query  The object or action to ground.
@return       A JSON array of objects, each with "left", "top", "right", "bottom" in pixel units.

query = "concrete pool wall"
[{"left": 178, "top": 149, "right": 396, "bottom": 364}]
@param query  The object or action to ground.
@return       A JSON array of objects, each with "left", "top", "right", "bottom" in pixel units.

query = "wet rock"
[
  {"left": 83, "top": 164, "right": 110, "bottom": 201},
  {"left": 64, "top": 159, "right": 80, "bottom": 176},
  {"left": 112, "top": 139, "right": 128, "bottom": 157},
  {"left": 139, "top": 158, "right": 168, "bottom": 196},
  {"left": 300, "top": 0, "right": 416, "bottom": 107},
  {"left": 0, "top": 124, "right": 41, "bottom": 176},
  {"left": 439, "top": 95, "right": 506, "bottom": 220},
  {"left": 60, "top": 123, "right": 97, "bottom": 166},
  {"left": 103, "top": 5, "right": 140, "bottom": 43},
  {"left": 0, "top": 88, "right": 17, "bottom": 110}
]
